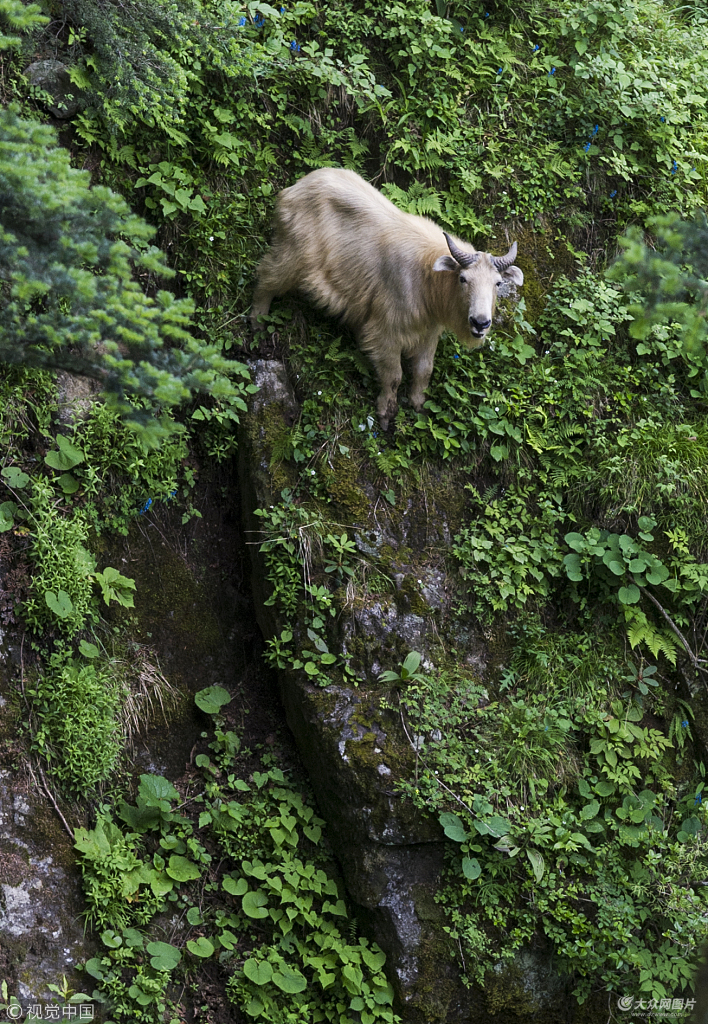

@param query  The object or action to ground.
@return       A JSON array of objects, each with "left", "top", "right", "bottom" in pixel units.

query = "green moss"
[
  {"left": 395, "top": 575, "right": 429, "bottom": 617},
  {"left": 512, "top": 225, "right": 580, "bottom": 327},
  {"left": 321, "top": 453, "right": 371, "bottom": 521}
]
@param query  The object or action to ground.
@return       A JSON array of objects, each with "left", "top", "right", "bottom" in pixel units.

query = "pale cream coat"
[{"left": 252, "top": 168, "right": 523, "bottom": 428}]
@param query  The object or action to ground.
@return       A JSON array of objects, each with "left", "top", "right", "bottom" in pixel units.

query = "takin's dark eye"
[{"left": 459, "top": 274, "right": 467, "bottom": 284}]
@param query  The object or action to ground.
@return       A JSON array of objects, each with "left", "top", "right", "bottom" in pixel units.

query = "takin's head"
[{"left": 434, "top": 233, "right": 523, "bottom": 346}]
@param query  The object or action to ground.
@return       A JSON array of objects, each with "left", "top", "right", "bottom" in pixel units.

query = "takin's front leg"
[
  {"left": 250, "top": 246, "right": 300, "bottom": 331},
  {"left": 408, "top": 335, "right": 440, "bottom": 414},
  {"left": 364, "top": 339, "right": 403, "bottom": 431},
  {"left": 250, "top": 283, "right": 276, "bottom": 331}
]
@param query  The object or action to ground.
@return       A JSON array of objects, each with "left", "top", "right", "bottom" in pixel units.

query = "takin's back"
[{"left": 258, "top": 168, "right": 464, "bottom": 342}]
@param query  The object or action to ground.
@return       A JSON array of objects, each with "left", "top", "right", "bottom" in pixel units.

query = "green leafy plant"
[{"left": 28, "top": 648, "right": 122, "bottom": 796}]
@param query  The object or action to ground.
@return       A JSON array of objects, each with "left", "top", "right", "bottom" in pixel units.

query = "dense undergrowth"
[{"left": 0, "top": 0, "right": 708, "bottom": 1019}]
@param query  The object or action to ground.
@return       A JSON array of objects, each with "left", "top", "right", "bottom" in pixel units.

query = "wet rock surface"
[{"left": 0, "top": 661, "right": 91, "bottom": 1002}]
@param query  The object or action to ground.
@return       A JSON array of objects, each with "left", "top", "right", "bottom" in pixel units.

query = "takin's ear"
[
  {"left": 433, "top": 254, "right": 460, "bottom": 272},
  {"left": 503, "top": 265, "right": 524, "bottom": 286}
]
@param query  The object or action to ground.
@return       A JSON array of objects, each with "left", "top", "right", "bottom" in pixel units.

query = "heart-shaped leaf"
[
  {"left": 166, "top": 855, "right": 201, "bottom": 882},
  {"left": 45, "top": 589, "right": 73, "bottom": 618},
  {"left": 194, "top": 685, "right": 232, "bottom": 714},
  {"left": 439, "top": 812, "right": 467, "bottom": 842},
  {"left": 462, "top": 856, "right": 481, "bottom": 880},
  {"left": 57, "top": 473, "right": 80, "bottom": 494},
  {"left": 242, "top": 890, "right": 269, "bottom": 918},
  {"left": 244, "top": 959, "right": 273, "bottom": 986},
  {"left": 44, "top": 434, "right": 84, "bottom": 471},
  {"left": 187, "top": 937, "right": 214, "bottom": 958},
  {"left": 1, "top": 466, "right": 29, "bottom": 489},
  {"left": 272, "top": 965, "right": 307, "bottom": 993},
  {"left": 223, "top": 874, "right": 249, "bottom": 897},
  {"left": 147, "top": 940, "right": 181, "bottom": 971},
  {"left": 79, "top": 639, "right": 99, "bottom": 659}
]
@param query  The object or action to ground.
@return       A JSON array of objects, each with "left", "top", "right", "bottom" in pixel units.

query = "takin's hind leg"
[
  {"left": 408, "top": 336, "right": 439, "bottom": 414},
  {"left": 363, "top": 340, "right": 403, "bottom": 431}
]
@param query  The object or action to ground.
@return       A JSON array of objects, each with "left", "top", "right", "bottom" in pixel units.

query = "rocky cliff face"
[{"left": 238, "top": 360, "right": 566, "bottom": 1023}]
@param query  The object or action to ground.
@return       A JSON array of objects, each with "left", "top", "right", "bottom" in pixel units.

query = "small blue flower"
[
  {"left": 591, "top": 124, "right": 599, "bottom": 136},
  {"left": 584, "top": 142, "right": 591, "bottom": 152},
  {"left": 454, "top": 353, "right": 460, "bottom": 360},
  {"left": 695, "top": 792, "right": 703, "bottom": 805},
  {"left": 280, "top": 5, "right": 285, "bottom": 10},
  {"left": 660, "top": 116, "right": 665, "bottom": 122},
  {"left": 290, "top": 39, "right": 300, "bottom": 51},
  {"left": 672, "top": 159, "right": 677, "bottom": 174},
  {"left": 238, "top": 16, "right": 246, "bottom": 25},
  {"left": 549, "top": 67, "right": 556, "bottom": 75},
  {"left": 254, "top": 14, "right": 265, "bottom": 27},
  {"left": 682, "top": 720, "right": 689, "bottom": 728},
  {"left": 497, "top": 66, "right": 502, "bottom": 74},
  {"left": 610, "top": 190, "right": 617, "bottom": 197},
  {"left": 484, "top": 10, "right": 490, "bottom": 16},
  {"left": 532, "top": 44, "right": 540, "bottom": 52},
  {"left": 460, "top": 25, "right": 464, "bottom": 32},
  {"left": 139, "top": 498, "right": 153, "bottom": 514}
]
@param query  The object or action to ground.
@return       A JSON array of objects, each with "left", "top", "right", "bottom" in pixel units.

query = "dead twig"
[{"left": 36, "top": 763, "right": 74, "bottom": 840}]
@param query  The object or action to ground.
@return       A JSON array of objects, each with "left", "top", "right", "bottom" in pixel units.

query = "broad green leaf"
[
  {"left": 194, "top": 684, "right": 232, "bottom": 714},
  {"left": 79, "top": 639, "right": 99, "bottom": 658},
  {"left": 44, "top": 434, "right": 84, "bottom": 470},
  {"left": 84, "top": 958, "right": 104, "bottom": 981},
  {"left": 439, "top": 812, "right": 467, "bottom": 842},
  {"left": 485, "top": 815, "right": 512, "bottom": 838},
  {"left": 0, "top": 501, "right": 15, "bottom": 531},
  {"left": 361, "top": 947, "right": 386, "bottom": 972},
  {"left": 272, "top": 966, "right": 307, "bottom": 993},
  {"left": 1, "top": 466, "right": 28, "bottom": 489},
  {"left": 304, "top": 824, "right": 321, "bottom": 844},
  {"left": 242, "top": 890, "right": 269, "bottom": 918},
  {"left": 45, "top": 589, "right": 73, "bottom": 618},
  {"left": 122, "top": 928, "right": 144, "bottom": 948},
  {"left": 402, "top": 651, "right": 422, "bottom": 676},
  {"left": 223, "top": 874, "right": 249, "bottom": 896},
  {"left": 147, "top": 940, "right": 181, "bottom": 971},
  {"left": 526, "top": 848, "right": 545, "bottom": 882},
  {"left": 57, "top": 472, "right": 80, "bottom": 494},
  {"left": 462, "top": 856, "right": 481, "bottom": 880},
  {"left": 186, "top": 937, "right": 214, "bottom": 958},
  {"left": 166, "top": 855, "right": 201, "bottom": 882},
  {"left": 139, "top": 774, "right": 179, "bottom": 807},
  {"left": 244, "top": 959, "right": 274, "bottom": 985}
]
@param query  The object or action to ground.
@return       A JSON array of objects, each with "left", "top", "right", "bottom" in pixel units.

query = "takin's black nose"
[{"left": 469, "top": 316, "right": 492, "bottom": 334}]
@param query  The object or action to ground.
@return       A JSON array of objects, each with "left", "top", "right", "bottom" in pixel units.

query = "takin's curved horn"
[
  {"left": 491, "top": 241, "right": 518, "bottom": 271},
  {"left": 443, "top": 232, "right": 480, "bottom": 269}
]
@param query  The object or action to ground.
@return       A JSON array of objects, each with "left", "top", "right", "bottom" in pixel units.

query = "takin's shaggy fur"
[{"left": 252, "top": 168, "right": 524, "bottom": 428}]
